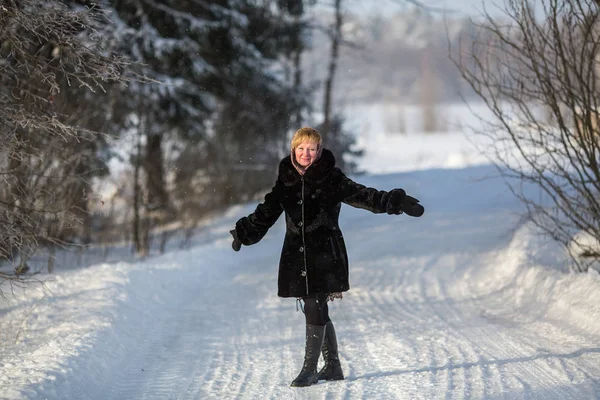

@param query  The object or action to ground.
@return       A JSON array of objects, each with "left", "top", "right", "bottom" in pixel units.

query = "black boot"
[
  {"left": 316, "top": 321, "right": 344, "bottom": 381},
  {"left": 290, "top": 324, "right": 326, "bottom": 387}
]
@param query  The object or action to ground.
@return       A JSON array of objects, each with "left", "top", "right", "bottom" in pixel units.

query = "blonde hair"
[{"left": 291, "top": 127, "right": 322, "bottom": 151}]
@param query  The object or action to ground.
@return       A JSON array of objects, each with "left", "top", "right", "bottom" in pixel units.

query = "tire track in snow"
[
  {"left": 140, "top": 318, "right": 212, "bottom": 399},
  {"left": 425, "top": 334, "right": 444, "bottom": 399},
  {"left": 451, "top": 338, "right": 471, "bottom": 400},
  {"left": 194, "top": 319, "right": 258, "bottom": 399},
  {"left": 98, "top": 301, "right": 197, "bottom": 400},
  {"left": 402, "top": 250, "right": 564, "bottom": 399},
  {"left": 424, "top": 283, "right": 481, "bottom": 400},
  {"left": 42, "top": 210, "right": 600, "bottom": 399},
  {"left": 424, "top": 251, "right": 600, "bottom": 399},
  {"left": 414, "top": 254, "right": 487, "bottom": 399},
  {"left": 186, "top": 345, "right": 220, "bottom": 398},
  {"left": 346, "top": 253, "right": 483, "bottom": 399},
  {"left": 439, "top": 338, "right": 455, "bottom": 400},
  {"left": 427, "top": 260, "right": 497, "bottom": 400},
  {"left": 347, "top": 214, "right": 600, "bottom": 399},
  {"left": 350, "top": 256, "right": 451, "bottom": 397},
  {"left": 336, "top": 268, "right": 427, "bottom": 400}
]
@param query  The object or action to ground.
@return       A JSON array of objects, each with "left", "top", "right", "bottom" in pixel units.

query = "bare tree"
[
  {"left": 0, "top": 1, "right": 128, "bottom": 288},
  {"left": 314, "top": 0, "right": 364, "bottom": 173},
  {"left": 132, "top": 121, "right": 147, "bottom": 257},
  {"left": 453, "top": 0, "right": 600, "bottom": 271},
  {"left": 322, "top": 0, "right": 343, "bottom": 136}
]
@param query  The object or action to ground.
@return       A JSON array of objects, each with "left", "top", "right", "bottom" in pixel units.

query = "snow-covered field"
[
  {"left": 344, "top": 102, "right": 496, "bottom": 173},
  {"left": 2, "top": 111, "right": 600, "bottom": 399}
]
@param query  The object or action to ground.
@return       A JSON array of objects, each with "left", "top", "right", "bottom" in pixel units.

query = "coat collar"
[{"left": 279, "top": 148, "right": 336, "bottom": 186}]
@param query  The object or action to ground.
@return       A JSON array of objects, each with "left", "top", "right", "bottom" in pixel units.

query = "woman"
[{"left": 230, "top": 127, "right": 424, "bottom": 387}]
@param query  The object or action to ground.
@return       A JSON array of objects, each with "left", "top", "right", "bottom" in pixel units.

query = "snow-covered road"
[{"left": 3, "top": 165, "right": 600, "bottom": 399}]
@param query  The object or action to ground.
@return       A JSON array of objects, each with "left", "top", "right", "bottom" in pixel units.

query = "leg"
[
  {"left": 302, "top": 293, "right": 330, "bottom": 326},
  {"left": 317, "top": 320, "right": 344, "bottom": 381},
  {"left": 290, "top": 294, "right": 328, "bottom": 387},
  {"left": 304, "top": 295, "right": 344, "bottom": 381}
]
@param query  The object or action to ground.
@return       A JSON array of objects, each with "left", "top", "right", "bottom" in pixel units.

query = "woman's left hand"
[
  {"left": 401, "top": 195, "right": 425, "bottom": 217},
  {"left": 230, "top": 229, "right": 242, "bottom": 251}
]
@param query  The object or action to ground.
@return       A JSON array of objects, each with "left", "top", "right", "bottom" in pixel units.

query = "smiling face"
[{"left": 294, "top": 140, "right": 319, "bottom": 168}]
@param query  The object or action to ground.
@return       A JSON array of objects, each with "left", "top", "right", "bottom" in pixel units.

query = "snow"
[
  {"left": 2, "top": 105, "right": 600, "bottom": 399},
  {"left": 344, "top": 102, "right": 497, "bottom": 173}
]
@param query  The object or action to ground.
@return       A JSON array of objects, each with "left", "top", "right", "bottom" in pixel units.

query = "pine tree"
[
  {"left": 191, "top": 1, "right": 312, "bottom": 210},
  {"left": 69, "top": 0, "right": 312, "bottom": 252}
]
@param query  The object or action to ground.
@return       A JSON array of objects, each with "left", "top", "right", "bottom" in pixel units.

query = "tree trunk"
[
  {"left": 70, "top": 170, "right": 92, "bottom": 244},
  {"left": 141, "top": 132, "right": 168, "bottom": 255},
  {"left": 322, "top": 0, "right": 342, "bottom": 136},
  {"left": 47, "top": 246, "right": 56, "bottom": 274},
  {"left": 293, "top": 16, "right": 303, "bottom": 127},
  {"left": 132, "top": 126, "right": 144, "bottom": 255},
  {"left": 6, "top": 133, "right": 30, "bottom": 265},
  {"left": 144, "top": 133, "right": 168, "bottom": 212}
]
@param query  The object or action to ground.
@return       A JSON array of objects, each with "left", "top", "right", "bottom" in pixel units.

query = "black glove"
[
  {"left": 385, "top": 189, "right": 406, "bottom": 215},
  {"left": 230, "top": 229, "right": 242, "bottom": 251},
  {"left": 401, "top": 195, "right": 425, "bottom": 217}
]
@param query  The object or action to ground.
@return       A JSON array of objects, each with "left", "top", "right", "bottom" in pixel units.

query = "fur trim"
[
  {"left": 290, "top": 144, "right": 324, "bottom": 176},
  {"left": 280, "top": 148, "right": 336, "bottom": 186}
]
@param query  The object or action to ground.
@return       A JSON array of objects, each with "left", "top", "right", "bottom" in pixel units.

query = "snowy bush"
[{"left": 0, "top": 1, "right": 128, "bottom": 286}]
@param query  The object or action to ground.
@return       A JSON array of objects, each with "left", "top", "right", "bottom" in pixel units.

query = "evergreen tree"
[
  {"left": 189, "top": 0, "right": 313, "bottom": 210},
  {"left": 68, "top": 0, "right": 312, "bottom": 250}
]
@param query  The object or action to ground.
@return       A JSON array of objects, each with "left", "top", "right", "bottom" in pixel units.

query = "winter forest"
[{"left": 3, "top": 0, "right": 600, "bottom": 398}]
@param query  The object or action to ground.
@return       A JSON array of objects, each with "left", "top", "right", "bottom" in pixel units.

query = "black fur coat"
[{"left": 234, "top": 149, "right": 407, "bottom": 298}]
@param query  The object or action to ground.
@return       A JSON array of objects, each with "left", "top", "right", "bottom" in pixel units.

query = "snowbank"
[{"left": 465, "top": 223, "right": 600, "bottom": 338}]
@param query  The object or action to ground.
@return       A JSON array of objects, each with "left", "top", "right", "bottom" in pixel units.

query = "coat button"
[
  {"left": 301, "top": 270, "right": 307, "bottom": 277},
  {"left": 298, "top": 200, "right": 303, "bottom": 205},
  {"left": 299, "top": 247, "right": 304, "bottom": 252},
  {"left": 298, "top": 221, "right": 303, "bottom": 227}
]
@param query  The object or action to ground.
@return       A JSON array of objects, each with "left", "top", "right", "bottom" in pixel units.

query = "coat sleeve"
[
  {"left": 335, "top": 169, "right": 406, "bottom": 214},
  {"left": 234, "top": 178, "right": 285, "bottom": 245}
]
